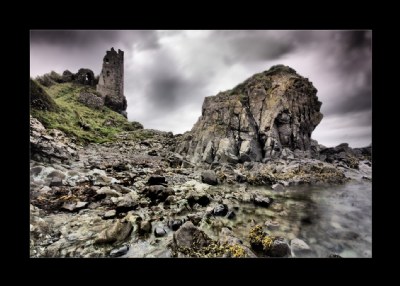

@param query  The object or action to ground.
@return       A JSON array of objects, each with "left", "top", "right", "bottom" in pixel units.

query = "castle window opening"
[
  {"left": 105, "top": 58, "right": 109, "bottom": 64},
  {"left": 106, "top": 71, "right": 110, "bottom": 77}
]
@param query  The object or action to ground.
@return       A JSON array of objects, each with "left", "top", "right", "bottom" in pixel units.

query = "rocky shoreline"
[
  {"left": 30, "top": 64, "right": 371, "bottom": 258},
  {"left": 30, "top": 115, "right": 371, "bottom": 258}
]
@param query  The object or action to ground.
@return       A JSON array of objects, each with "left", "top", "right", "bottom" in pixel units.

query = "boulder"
[
  {"left": 143, "top": 185, "right": 174, "bottom": 204},
  {"left": 169, "top": 219, "right": 183, "bottom": 231},
  {"left": 290, "top": 238, "right": 312, "bottom": 257},
  {"left": 148, "top": 175, "right": 166, "bottom": 186},
  {"left": 154, "top": 227, "right": 167, "bottom": 237},
  {"left": 219, "top": 228, "right": 257, "bottom": 258},
  {"left": 110, "top": 245, "right": 129, "bottom": 257},
  {"left": 173, "top": 221, "right": 210, "bottom": 249},
  {"left": 213, "top": 204, "right": 228, "bottom": 216},
  {"left": 269, "top": 237, "right": 291, "bottom": 257},
  {"left": 103, "top": 209, "right": 117, "bottom": 219},
  {"left": 201, "top": 170, "right": 218, "bottom": 185},
  {"left": 272, "top": 183, "right": 285, "bottom": 192},
  {"left": 253, "top": 195, "right": 273, "bottom": 207},
  {"left": 95, "top": 220, "right": 133, "bottom": 244}
]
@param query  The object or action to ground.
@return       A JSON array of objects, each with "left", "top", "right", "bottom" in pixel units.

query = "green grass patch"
[{"left": 31, "top": 82, "right": 143, "bottom": 144}]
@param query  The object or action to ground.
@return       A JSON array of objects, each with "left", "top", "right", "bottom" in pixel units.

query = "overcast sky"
[{"left": 30, "top": 30, "right": 372, "bottom": 147}]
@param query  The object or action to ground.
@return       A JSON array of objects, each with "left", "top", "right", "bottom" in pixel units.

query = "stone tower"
[{"left": 97, "top": 47, "right": 127, "bottom": 117}]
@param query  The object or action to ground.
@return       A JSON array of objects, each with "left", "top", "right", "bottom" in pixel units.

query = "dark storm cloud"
[
  {"left": 318, "top": 31, "right": 372, "bottom": 117},
  {"left": 212, "top": 30, "right": 296, "bottom": 63},
  {"left": 30, "top": 30, "right": 372, "bottom": 147},
  {"left": 147, "top": 74, "right": 193, "bottom": 109},
  {"left": 31, "top": 30, "right": 160, "bottom": 50}
]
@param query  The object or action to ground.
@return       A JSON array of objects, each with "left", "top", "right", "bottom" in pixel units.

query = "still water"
[
  {"left": 219, "top": 181, "right": 372, "bottom": 258},
  {"left": 124, "top": 181, "right": 372, "bottom": 258}
]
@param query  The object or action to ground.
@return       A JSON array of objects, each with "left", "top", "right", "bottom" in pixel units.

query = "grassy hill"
[{"left": 30, "top": 79, "right": 143, "bottom": 144}]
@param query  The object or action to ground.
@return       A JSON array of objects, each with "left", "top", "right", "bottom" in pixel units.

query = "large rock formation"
[{"left": 177, "top": 65, "right": 323, "bottom": 164}]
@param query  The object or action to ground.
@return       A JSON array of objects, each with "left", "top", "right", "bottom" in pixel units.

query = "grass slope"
[{"left": 30, "top": 81, "right": 143, "bottom": 144}]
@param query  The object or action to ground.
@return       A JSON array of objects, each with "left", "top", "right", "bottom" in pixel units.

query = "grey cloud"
[
  {"left": 212, "top": 30, "right": 295, "bottom": 63},
  {"left": 30, "top": 30, "right": 372, "bottom": 147},
  {"left": 31, "top": 30, "right": 160, "bottom": 51}
]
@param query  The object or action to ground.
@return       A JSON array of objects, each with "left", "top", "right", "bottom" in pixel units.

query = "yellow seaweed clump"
[{"left": 228, "top": 244, "right": 246, "bottom": 258}]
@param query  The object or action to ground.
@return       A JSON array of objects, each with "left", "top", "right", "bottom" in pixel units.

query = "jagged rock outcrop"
[
  {"left": 30, "top": 116, "right": 78, "bottom": 163},
  {"left": 177, "top": 65, "right": 323, "bottom": 164},
  {"left": 320, "top": 143, "right": 372, "bottom": 169}
]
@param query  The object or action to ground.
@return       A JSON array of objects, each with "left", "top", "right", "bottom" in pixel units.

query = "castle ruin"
[{"left": 96, "top": 47, "right": 127, "bottom": 117}]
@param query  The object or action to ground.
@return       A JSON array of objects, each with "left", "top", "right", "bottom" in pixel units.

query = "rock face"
[
  {"left": 320, "top": 143, "right": 372, "bottom": 169},
  {"left": 30, "top": 116, "right": 78, "bottom": 163},
  {"left": 96, "top": 47, "right": 127, "bottom": 117},
  {"left": 173, "top": 221, "right": 210, "bottom": 249},
  {"left": 177, "top": 65, "right": 323, "bottom": 164}
]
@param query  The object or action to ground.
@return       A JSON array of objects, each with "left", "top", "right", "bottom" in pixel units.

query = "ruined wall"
[{"left": 96, "top": 48, "right": 127, "bottom": 117}]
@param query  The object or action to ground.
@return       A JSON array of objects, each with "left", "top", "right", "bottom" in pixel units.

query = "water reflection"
[{"left": 232, "top": 181, "right": 372, "bottom": 258}]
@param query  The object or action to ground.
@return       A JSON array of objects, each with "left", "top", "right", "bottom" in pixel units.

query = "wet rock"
[
  {"left": 269, "top": 237, "right": 291, "bottom": 257},
  {"left": 253, "top": 195, "right": 273, "bottom": 207},
  {"left": 272, "top": 183, "right": 285, "bottom": 192},
  {"left": 96, "top": 187, "right": 122, "bottom": 197},
  {"left": 103, "top": 210, "right": 117, "bottom": 219},
  {"left": 95, "top": 220, "right": 133, "bottom": 244},
  {"left": 219, "top": 228, "right": 257, "bottom": 258},
  {"left": 187, "top": 190, "right": 210, "bottom": 207},
  {"left": 168, "top": 153, "right": 183, "bottom": 168},
  {"left": 110, "top": 245, "right": 129, "bottom": 257},
  {"left": 50, "top": 177, "right": 63, "bottom": 187},
  {"left": 169, "top": 219, "right": 183, "bottom": 231},
  {"left": 61, "top": 201, "right": 88, "bottom": 212},
  {"left": 47, "top": 170, "right": 66, "bottom": 180},
  {"left": 31, "top": 166, "right": 43, "bottom": 176},
  {"left": 226, "top": 211, "right": 236, "bottom": 219},
  {"left": 115, "top": 193, "right": 139, "bottom": 213},
  {"left": 264, "top": 220, "right": 280, "bottom": 230},
  {"left": 164, "top": 195, "right": 177, "bottom": 205},
  {"left": 112, "top": 184, "right": 134, "bottom": 194},
  {"left": 75, "top": 201, "right": 88, "bottom": 210},
  {"left": 186, "top": 213, "right": 202, "bottom": 226},
  {"left": 147, "top": 150, "right": 158, "bottom": 156},
  {"left": 139, "top": 220, "right": 152, "bottom": 235},
  {"left": 201, "top": 170, "right": 218, "bottom": 185},
  {"left": 235, "top": 172, "right": 247, "bottom": 183},
  {"left": 290, "top": 238, "right": 312, "bottom": 257},
  {"left": 213, "top": 204, "right": 228, "bottom": 216},
  {"left": 61, "top": 203, "right": 76, "bottom": 212},
  {"left": 154, "top": 227, "right": 167, "bottom": 237},
  {"left": 143, "top": 185, "right": 174, "bottom": 204},
  {"left": 148, "top": 175, "right": 166, "bottom": 186},
  {"left": 173, "top": 221, "right": 210, "bottom": 249}
]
